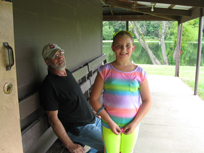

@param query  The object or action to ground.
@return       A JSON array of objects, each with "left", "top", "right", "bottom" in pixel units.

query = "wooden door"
[{"left": 0, "top": 1, "right": 23, "bottom": 153}]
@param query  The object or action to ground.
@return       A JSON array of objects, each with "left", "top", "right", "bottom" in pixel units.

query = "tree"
[
  {"left": 109, "top": 21, "right": 126, "bottom": 32},
  {"left": 103, "top": 20, "right": 199, "bottom": 66},
  {"left": 143, "top": 21, "right": 173, "bottom": 65},
  {"left": 103, "top": 21, "right": 127, "bottom": 40},
  {"left": 159, "top": 21, "right": 168, "bottom": 65},
  {"left": 130, "top": 21, "right": 161, "bottom": 65},
  {"left": 171, "top": 18, "right": 199, "bottom": 65},
  {"left": 103, "top": 22, "right": 115, "bottom": 40}
]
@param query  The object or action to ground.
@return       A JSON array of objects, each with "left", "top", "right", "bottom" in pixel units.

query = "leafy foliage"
[
  {"left": 103, "top": 19, "right": 202, "bottom": 66},
  {"left": 103, "top": 26, "right": 114, "bottom": 40},
  {"left": 103, "top": 21, "right": 127, "bottom": 40},
  {"left": 170, "top": 18, "right": 199, "bottom": 65}
]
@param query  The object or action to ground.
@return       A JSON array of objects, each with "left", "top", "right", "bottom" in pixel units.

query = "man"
[{"left": 39, "top": 43, "right": 104, "bottom": 153}]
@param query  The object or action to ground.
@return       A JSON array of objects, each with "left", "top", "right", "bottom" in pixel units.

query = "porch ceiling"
[{"left": 101, "top": 0, "right": 204, "bottom": 23}]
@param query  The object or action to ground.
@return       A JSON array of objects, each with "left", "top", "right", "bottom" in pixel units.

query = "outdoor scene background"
[
  {"left": 103, "top": 41, "right": 204, "bottom": 66},
  {"left": 102, "top": 20, "right": 203, "bottom": 66}
]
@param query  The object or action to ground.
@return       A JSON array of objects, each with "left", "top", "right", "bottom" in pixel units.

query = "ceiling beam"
[
  {"left": 103, "top": 6, "right": 191, "bottom": 16},
  {"left": 129, "top": 0, "right": 204, "bottom": 8},
  {"left": 181, "top": 7, "right": 204, "bottom": 23},
  {"left": 103, "top": 14, "right": 172, "bottom": 21},
  {"left": 102, "top": 0, "right": 178, "bottom": 21},
  {"left": 169, "top": 4, "right": 176, "bottom": 9},
  {"left": 136, "top": 8, "right": 191, "bottom": 16},
  {"left": 109, "top": 5, "right": 114, "bottom": 15}
]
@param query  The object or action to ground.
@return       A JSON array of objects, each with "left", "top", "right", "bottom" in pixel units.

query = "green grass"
[{"left": 139, "top": 64, "right": 204, "bottom": 101}]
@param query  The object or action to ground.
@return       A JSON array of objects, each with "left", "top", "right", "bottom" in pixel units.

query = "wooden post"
[
  {"left": 175, "top": 19, "right": 183, "bottom": 77},
  {"left": 126, "top": 21, "right": 129, "bottom": 31},
  {"left": 194, "top": 8, "right": 203, "bottom": 95}
]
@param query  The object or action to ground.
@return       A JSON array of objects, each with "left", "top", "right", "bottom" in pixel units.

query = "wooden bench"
[
  {"left": 21, "top": 54, "right": 107, "bottom": 153},
  {"left": 88, "top": 54, "right": 107, "bottom": 87},
  {"left": 19, "top": 66, "right": 90, "bottom": 153},
  {"left": 72, "top": 66, "right": 91, "bottom": 99},
  {"left": 87, "top": 54, "right": 107, "bottom": 76},
  {"left": 87, "top": 54, "right": 107, "bottom": 104}
]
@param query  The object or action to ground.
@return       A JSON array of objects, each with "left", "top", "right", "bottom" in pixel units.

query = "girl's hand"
[
  {"left": 108, "top": 121, "right": 122, "bottom": 135},
  {"left": 123, "top": 122, "right": 137, "bottom": 135}
]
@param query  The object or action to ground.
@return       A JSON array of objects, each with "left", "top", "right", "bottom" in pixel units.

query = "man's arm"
[{"left": 46, "top": 111, "right": 85, "bottom": 153}]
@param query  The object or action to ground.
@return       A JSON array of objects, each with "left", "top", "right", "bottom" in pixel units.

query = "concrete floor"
[{"left": 134, "top": 75, "right": 204, "bottom": 153}]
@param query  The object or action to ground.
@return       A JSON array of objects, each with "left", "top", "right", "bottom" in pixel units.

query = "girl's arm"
[
  {"left": 90, "top": 73, "right": 122, "bottom": 135},
  {"left": 123, "top": 79, "right": 151, "bottom": 135}
]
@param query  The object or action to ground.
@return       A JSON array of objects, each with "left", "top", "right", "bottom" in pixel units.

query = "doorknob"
[
  {"left": 3, "top": 42, "right": 14, "bottom": 71},
  {"left": 3, "top": 82, "right": 13, "bottom": 94}
]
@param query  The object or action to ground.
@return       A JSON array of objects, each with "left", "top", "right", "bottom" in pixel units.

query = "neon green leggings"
[{"left": 101, "top": 125, "right": 140, "bottom": 153}]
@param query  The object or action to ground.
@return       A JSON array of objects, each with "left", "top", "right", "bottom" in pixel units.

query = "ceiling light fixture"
[{"left": 151, "top": 3, "right": 154, "bottom": 11}]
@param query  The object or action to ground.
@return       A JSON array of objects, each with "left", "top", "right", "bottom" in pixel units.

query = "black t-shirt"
[{"left": 39, "top": 69, "right": 95, "bottom": 130}]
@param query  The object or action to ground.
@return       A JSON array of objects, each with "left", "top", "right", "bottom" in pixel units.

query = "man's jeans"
[{"left": 67, "top": 117, "right": 104, "bottom": 153}]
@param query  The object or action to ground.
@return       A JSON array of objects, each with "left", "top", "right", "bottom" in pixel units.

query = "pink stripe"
[
  {"left": 105, "top": 106, "right": 137, "bottom": 117},
  {"left": 101, "top": 70, "right": 144, "bottom": 82},
  {"left": 103, "top": 69, "right": 143, "bottom": 78}
]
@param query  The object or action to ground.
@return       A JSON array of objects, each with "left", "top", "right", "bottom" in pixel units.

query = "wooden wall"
[
  {"left": 12, "top": 0, "right": 102, "bottom": 152},
  {"left": 13, "top": 0, "right": 102, "bottom": 100}
]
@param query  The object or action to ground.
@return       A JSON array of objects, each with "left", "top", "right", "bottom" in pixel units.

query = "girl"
[{"left": 90, "top": 30, "right": 151, "bottom": 153}]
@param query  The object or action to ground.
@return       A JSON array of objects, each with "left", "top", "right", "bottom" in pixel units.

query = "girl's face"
[{"left": 112, "top": 35, "right": 135, "bottom": 60}]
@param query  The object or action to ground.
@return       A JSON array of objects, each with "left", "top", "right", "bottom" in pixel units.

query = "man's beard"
[{"left": 50, "top": 59, "right": 66, "bottom": 71}]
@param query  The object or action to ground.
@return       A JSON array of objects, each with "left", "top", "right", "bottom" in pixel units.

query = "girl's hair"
[{"left": 112, "top": 30, "right": 134, "bottom": 45}]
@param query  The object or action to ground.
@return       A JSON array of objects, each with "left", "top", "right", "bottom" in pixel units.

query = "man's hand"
[
  {"left": 46, "top": 111, "right": 85, "bottom": 153},
  {"left": 93, "top": 110, "right": 101, "bottom": 119},
  {"left": 68, "top": 143, "right": 85, "bottom": 153}
]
